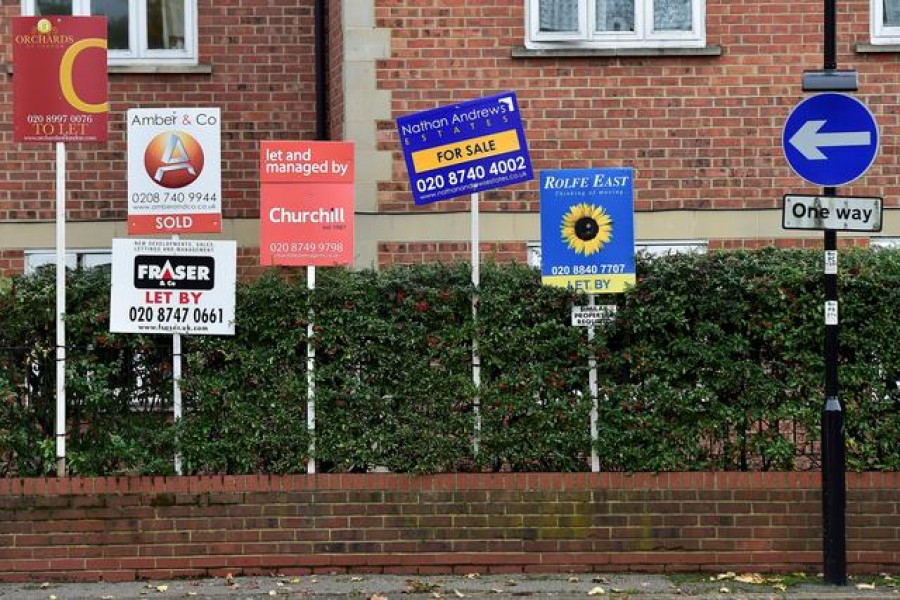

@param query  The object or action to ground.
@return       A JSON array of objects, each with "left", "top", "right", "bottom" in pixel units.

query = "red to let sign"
[
  {"left": 260, "top": 141, "right": 354, "bottom": 266},
  {"left": 13, "top": 16, "right": 108, "bottom": 143}
]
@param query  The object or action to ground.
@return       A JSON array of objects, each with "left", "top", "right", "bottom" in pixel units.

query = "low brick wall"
[{"left": 0, "top": 472, "right": 897, "bottom": 582}]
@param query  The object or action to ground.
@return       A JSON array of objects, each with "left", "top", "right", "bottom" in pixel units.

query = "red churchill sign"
[
  {"left": 259, "top": 141, "right": 355, "bottom": 266},
  {"left": 13, "top": 16, "right": 108, "bottom": 143}
]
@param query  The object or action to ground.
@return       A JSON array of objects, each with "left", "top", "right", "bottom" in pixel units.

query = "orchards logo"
[
  {"left": 143, "top": 131, "right": 205, "bottom": 188},
  {"left": 134, "top": 255, "right": 215, "bottom": 290},
  {"left": 14, "top": 18, "right": 75, "bottom": 46}
]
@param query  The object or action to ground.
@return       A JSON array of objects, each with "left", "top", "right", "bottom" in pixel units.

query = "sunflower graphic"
[{"left": 561, "top": 203, "right": 613, "bottom": 256}]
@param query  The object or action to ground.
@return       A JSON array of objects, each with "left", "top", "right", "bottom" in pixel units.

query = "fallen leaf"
[
  {"left": 857, "top": 583, "right": 877, "bottom": 590},
  {"left": 405, "top": 580, "right": 440, "bottom": 594},
  {"left": 352, "top": 577, "right": 364, "bottom": 582},
  {"left": 276, "top": 582, "right": 285, "bottom": 587},
  {"left": 587, "top": 586, "right": 606, "bottom": 596},
  {"left": 101, "top": 596, "right": 114, "bottom": 600},
  {"left": 370, "top": 594, "right": 389, "bottom": 600},
  {"left": 568, "top": 577, "right": 580, "bottom": 583},
  {"left": 734, "top": 573, "right": 765, "bottom": 585},
  {"left": 268, "top": 591, "right": 277, "bottom": 597},
  {"left": 505, "top": 579, "right": 518, "bottom": 587},
  {"left": 466, "top": 573, "right": 480, "bottom": 579},
  {"left": 156, "top": 585, "right": 168, "bottom": 593},
  {"left": 187, "top": 593, "right": 197, "bottom": 597},
  {"left": 40, "top": 583, "right": 50, "bottom": 589},
  {"left": 714, "top": 572, "right": 736, "bottom": 581},
  {"left": 454, "top": 590, "right": 465, "bottom": 598},
  {"left": 773, "top": 584, "right": 787, "bottom": 592},
  {"left": 290, "top": 578, "right": 301, "bottom": 584},
  {"left": 490, "top": 589, "right": 504, "bottom": 594},
  {"left": 719, "top": 586, "right": 731, "bottom": 594}
]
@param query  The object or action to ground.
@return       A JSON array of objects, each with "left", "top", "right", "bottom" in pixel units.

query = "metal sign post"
[
  {"left": 821, "top": 0, "right": 846, "bottom": 584},
  {"left": 55, "top": 142, "right": 67, "bottom": 477},
  {"left": 781, "top": 0, "right": 868, "bottom": 585}
]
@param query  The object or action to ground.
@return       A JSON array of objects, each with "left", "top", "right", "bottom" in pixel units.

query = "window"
[
  {"left": 526, "top": 239, "right": 707, "bottom": 269},
  {"left": 25, "top": 249, "right": 111, "bottom": 274},
  {"left": 872, "top": 0, "right": 900, "bottom": 44},
  {"left": 636, "top": 239, "right": 707, "bottom": 257},
  {"left": 870, "top": 237, "right": 900, "bottom": 248},
  {"left": 525, "top": 0, "right": 705, "bottom": 49},
  {"left": 22, "top": 0, "right": 196, "bottom": 66}
]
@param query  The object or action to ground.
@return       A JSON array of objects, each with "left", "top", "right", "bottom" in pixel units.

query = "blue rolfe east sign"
[
  {"left": 397, "top": 92, "right": 533, "bottom": 205},
  {"left": 540, "top": 168, "right": 636, "bottom": 294}
]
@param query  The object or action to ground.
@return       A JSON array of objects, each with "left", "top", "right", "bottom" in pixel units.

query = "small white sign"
[
  {"left": 571, "top": 305, "right": 617, "bottom": 327},
  {"left": 783, "top": 194, "right": 882, "bottom": 232},
  {"left": 825, "top": 300, "right": 839, "bottom": 326},
  {"left": 110, "top": 238, "right": 236, "bottom": 335},
  {"left": 824, "top": 250, "right": 838, "bottom": 275}
]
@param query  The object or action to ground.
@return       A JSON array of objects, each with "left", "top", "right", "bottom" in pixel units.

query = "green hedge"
[{"left": 1, "top": 247, "right": 899, "bottom": 476}]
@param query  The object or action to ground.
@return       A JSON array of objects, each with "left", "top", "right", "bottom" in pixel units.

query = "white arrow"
[{"left": 789, "top": 120, "right": 872, "bottom": 160}]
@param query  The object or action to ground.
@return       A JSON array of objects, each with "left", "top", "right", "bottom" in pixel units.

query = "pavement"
[{"left": 0, "top": 572, "right": 897, "bottom": 600}]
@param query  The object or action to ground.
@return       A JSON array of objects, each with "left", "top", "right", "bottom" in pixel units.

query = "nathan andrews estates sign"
[{"left": 13, "top": 16, "right": 108, "bottom": 143}]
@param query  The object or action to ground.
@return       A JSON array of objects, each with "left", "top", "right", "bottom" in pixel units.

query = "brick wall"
[
  {"left": 0, "top": 250, "right": 24, "bottom": 276},
  {"left": 378, "top": 242, "right": 527, "bottom": 268},
  {"left": 373, "top": 0, "right": 899, "bottom": 216},
  {"left": 1, "top": 472, "right": 897, "bottom": 582},
  {"left": 0, "top": 0, "right": 319, "bottom": 224}
]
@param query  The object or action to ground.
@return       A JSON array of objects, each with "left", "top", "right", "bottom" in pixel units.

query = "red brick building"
[{"left": 1, "top": 0, "right": 897, "bottom": 276}]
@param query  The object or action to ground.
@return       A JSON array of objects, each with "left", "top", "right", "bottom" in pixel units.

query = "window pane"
[
  {"left": 654, "top": 0, "right": 692, "bottom": 31},
  {"left": 148, "top": 0, "right": 186, "bottom": 49},
  {"left": 539, "top": 0, "right": 580, "bottom": 32},
  {"left": 35, "top": 0, "right": 73, "bottom": 15},
  {"left": 92, "top": 0, "right": 130, "bottom": 50},
  {"left": 596, "top": 0, "right": 635, "bottom": 32},
  {"left": 885, "top": 0, "right": 900, "bottom": 26}
]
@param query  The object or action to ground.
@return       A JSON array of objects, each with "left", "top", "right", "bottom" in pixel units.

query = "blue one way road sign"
[{"left": 782, "top": 93, "right": 879, "bottom": 187}]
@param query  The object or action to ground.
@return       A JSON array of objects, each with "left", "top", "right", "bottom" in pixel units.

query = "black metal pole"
[
  {"left": 824, "top": 0, "right": 837, "bottom": 70},
  {"left": 822, "top": 225, "right": 847, "bottom": 586},
  {"left": 821, "top": 0, "right": 847, "bottom": 585},
  {"left": 314, "top": 0, "right": 328, "bottom": 141}
]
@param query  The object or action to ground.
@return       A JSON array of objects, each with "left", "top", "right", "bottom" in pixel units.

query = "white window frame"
[
  {"left": 525, "top": 0, "right": 706, "bottom": 50},
  {"left": 25, "top": 249, "right": 111, "bottom": 274},
  {"left": 871, "top": 0, "right": 900, "bottom": 45},
  {"left": 636, "top": 239, "right": 707, "bottom": 257},
  {"left": 21, "top": 0, "right": 198, "bottom": 66},
  {"left": 869, "top": 237, "right": 900, "bottom": 249},
  {"left": 526, "top": 239, "right": 707, "bottom": 269}
]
